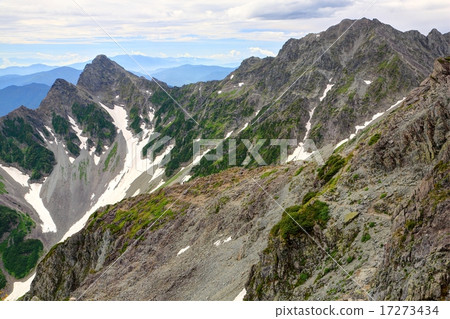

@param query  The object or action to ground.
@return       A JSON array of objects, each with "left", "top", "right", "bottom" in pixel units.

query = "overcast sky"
[{"left": 0, "top": 0, "right": 449, "bottom": 67}]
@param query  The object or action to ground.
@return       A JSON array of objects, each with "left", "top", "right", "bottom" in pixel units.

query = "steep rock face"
[
  {"left": 38, "top": 79, "right": 91, "bottom": 116},
  {"left": 77, "top": 55, "right": 129, "bottom": 96},
  {"left": 24, "top": 166, "right": 316, "bottom": 300},
  {"left": 245, "top": 57, "right": 450, "bottom": 301},
  {"left": 371, "top": 57, "right": 450, "bottom": 300}
]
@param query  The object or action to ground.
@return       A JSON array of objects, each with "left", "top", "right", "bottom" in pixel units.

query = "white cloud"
[
  {"left": 130, "top": 50, "right": 148, "bottom": 56},
  {"left": 0, "top": 0, "right": 448, "bottom": 65},
  {"left": 177, "top": 52, "right": 194, "bottom": 57},
  {"left": 229, "top": 50, "right": 241, "bottom": 57},
  {"left": 207, "top": 50, "right": 241, "bottom": 60},
  {"left": 0, "top": 58, "right": 14, "bottom": 68},
  {"left": 250, "top": 47, "right": 276, "bottom": 57},
  {"left": 34, "top": 52, "right": 91, "bottom": 65}
]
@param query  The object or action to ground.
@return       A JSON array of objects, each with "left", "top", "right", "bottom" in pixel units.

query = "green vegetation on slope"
[
  {"left": 0, "top": 117, "right": 55, "bottom": 179},
  {"left": 302, "top": 191, "right": 318, "bottom": 205},
  {"left": 271, "top": 200, "right": 330, "bottom": 240},
  {"left": 52, "top": 113, "right": 81, "bottom": 157},
  {"left": 0, "top": 205, "right": 43, "bottom": 279},
  {"left": 3, "top": 239, "right": 43, "bottom": 279},
  {"left": 368, "top": 133, "right": 381, "bottom": 146},
  {"left": 129, "top": 106, "right": 142, "bottom": 134},
  {"left": 88, "top": 192, "right": 181, "bottom": 241},
  {"left": 72, "top": 103, "right": 116, "bottom": 154},
  {"left": 317, "top": 154, "right": 346, "bottom": 183},
  {"left": 0, "top": 269, "right": 6, "bottom": 290},
  {"left": 0, "top": 206, "right": 19, "bottom": 238},
  {"left": 51, "top": 113, "right": 69, "bottom": 135},
  {"left": 103, "top": 142, "right": 118, "bottom": 171},
  {"left": 0, "top": 175, "right": 7, "bottom": 194}
]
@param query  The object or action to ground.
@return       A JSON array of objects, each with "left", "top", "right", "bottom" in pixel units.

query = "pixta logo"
[
  {"left": 127, "top": 132, "right": 173, "bottom": 175},
  {"left": 192, "top": 138, "right": 324, "bottom": 166}
]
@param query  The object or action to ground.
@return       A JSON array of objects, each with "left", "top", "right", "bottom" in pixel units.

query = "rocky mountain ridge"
[
  {"left": 0, "top": 18, "right": 448, "bottom": 299},
  {"left": 24, "top": 57, "right": 450, "bottom": 301}
]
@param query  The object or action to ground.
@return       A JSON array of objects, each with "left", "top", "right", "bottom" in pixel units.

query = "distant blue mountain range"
[
  {"left": 0, "top": 83, "right": 50, "bottom": 116},
  {"left": 0, "top": 67, "right": 81, "bottom": 89},
  {"left": 150, "top": 64, "right": 236, "bottom": 87},
  {"left": 0, "top": 55, "right": 239, "bottom": 116},
  {"left": 0, "top": 64, "right": 56, "bottom": 76}
]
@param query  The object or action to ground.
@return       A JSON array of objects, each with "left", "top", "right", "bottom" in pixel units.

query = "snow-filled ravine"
[
  {"left": 68, "top": 116, "right": 88, "bottom": 150},
  {"left": 4, "top": 274, "right": 36, "bottom": 301},
  {"left": 287, "top": 81, "right": 334, "bottom": 162},
  {"left": 60, "top": 103, "right": 170, "bottom": 242},
  {"left": 0, "top": 165, "right": 57, "bottom": 233}
]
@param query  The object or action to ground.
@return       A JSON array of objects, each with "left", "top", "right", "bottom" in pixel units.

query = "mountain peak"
[
  {"left": 77, "top": 54, "right": 128, "bottom": 95},
  {"left": 38, "top": 78, "right": 89, "bottom": 115},
  {"left": 428, "top": 28, "right": 443, "bottom": 37},
  {"left": 90, "top": 54, "right": 117, "bottom": 67}
]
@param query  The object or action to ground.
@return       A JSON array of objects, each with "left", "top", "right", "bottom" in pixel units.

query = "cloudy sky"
[{"left": 0, "top": 0, "right": 449, "bottom": 67}]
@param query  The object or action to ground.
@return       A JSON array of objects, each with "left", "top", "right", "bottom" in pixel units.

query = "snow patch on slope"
[
  {"left": 214, "top": 236, "right": 232, "bottom": 247},
  {"left": 387, "top": 97, "right": 406, "bottom": 111},
  {"left": 233, "top": 288, "right": 246, "bottom": 301},
  {"left": 238, "top": 122, "right": 248, "bottom": 133},
  {"left": 193, "top": 148, "right": 212, "bottom": 166},
  {"left": 148, "top": 108, "right": 155, "bottom": 122},
  {"left": 132, "top": 189, "right": 140, "bottom": 197},
  {"left": 177, "top": 246, "right": 190, "bottom": 256},
  {"left": 181, "top": 175, "right": 191, "bottom": 184},
  {"left": 4, "top": 274, "right": 36, "bottom": 301},
  {"left": 150, "top": 179, "right": 165, "bottom": 194},
  {"left": 334, "top": 98, "right": 406, "bottom": 149},
  {"left": 68, "top": 116, "right": 88, "bottom": 150},
  {"left": 334, "top": 138, "right": 348, "bottom": 149},
  {"left": 0, "top": 165, "right": 29, "bottom": 187},
  {"left": 25, "top": 183, "right": 57, "bottom": 233},
  {"left": 319, "top": 84, "right": 334, "bottom": 102},
  {"left": 0, "top": 165, "right": 57, "bottom": 233},
  {"left": 44, "top": 125, "right": 56, "bottom": 144}
]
